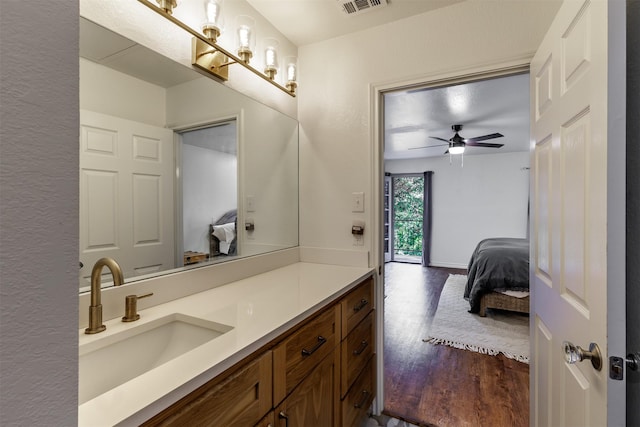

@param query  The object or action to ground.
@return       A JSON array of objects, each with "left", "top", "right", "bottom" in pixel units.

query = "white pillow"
[{"left": 212, "top": 222, "right": 236, "bottom": 243}]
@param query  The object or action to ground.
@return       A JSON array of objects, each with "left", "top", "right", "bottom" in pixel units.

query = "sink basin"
[{"left": 79, "top": 313, "right": 233, "bottom": 404}]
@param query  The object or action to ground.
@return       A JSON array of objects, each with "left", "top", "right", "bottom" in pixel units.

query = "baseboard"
[{"left": 429, "top": 261, "right": 468, "bottom": 270}]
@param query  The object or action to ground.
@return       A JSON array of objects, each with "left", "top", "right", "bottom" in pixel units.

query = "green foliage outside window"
[{"left": 393, "top": 177, "right": 424, "bottom": 257}]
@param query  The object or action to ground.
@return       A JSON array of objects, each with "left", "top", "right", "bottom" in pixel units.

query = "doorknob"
[{"left": 563, "top": 341, "right": 602, "bottom": 371}]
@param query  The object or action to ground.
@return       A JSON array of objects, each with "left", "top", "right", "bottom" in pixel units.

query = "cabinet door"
[
  {"left": 275, "top": 350, "right": 339, "bottom": 427},
  {"left": 256, "top": 411, "right": 275, "bottom": 427},
  {"left": 273, "top": 305, "right": 338, "bottom": 404},
  {"left": 142, "top": 351, "right": 272, "bottom": 427}
]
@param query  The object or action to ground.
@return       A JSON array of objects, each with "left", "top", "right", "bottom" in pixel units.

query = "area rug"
[{"left": 423, "top": 274, "right": 529, "bottom": 363}]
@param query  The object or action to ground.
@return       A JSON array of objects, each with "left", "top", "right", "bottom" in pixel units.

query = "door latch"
[{"left": 609, "top": 353, "right": 640, "bottom": 380}]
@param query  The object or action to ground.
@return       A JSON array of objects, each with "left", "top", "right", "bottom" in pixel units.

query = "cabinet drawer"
[
  {"left": 273, "top": 305, "right": 339, "bottom": 404},
  {"left": 142, "top": 351, "right": 272, "bottom": 427},
  {"left": 275, "top": 350, "right": 338, "bottom": 427},
  {"left": 341, "top": 276, "right": 374, "bottom": 338},
  {"left": 342, "top": 354, "right": 376, "bottom": 427},
  {"left": 341, "top": 310, "right": 375, "bottom": 398}
]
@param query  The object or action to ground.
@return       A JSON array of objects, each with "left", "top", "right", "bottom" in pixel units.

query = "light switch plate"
[
  {"left": 352, "top": 192, "right": 364, "bottom": 212},
  {"left": 246, "top": 195, "right": 256, "bottom": 212}
]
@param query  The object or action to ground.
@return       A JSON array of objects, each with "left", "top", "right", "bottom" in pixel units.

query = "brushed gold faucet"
[{"left": 85, "top": 257, "right": 124, "bottom": 334}]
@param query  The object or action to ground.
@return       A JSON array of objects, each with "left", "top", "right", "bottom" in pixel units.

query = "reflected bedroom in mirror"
[{"left": 79, "top": 17, "right": 299, "bottom": 292}]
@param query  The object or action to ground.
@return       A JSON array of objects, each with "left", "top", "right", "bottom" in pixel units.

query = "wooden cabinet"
[
  {"left": 141, "top": 351, "right": 272, "bottom": 427},
  {"left": 255, "top": 411, "right": 275, "bottom": 427},
  {"left": 143, "top": 274, "right": 375, "bottom": 427},
  {"left": 342, "top": 355, "right": 376, "bottom": 427},
  {"left": 275, "top": 349, "right": 339, "bottom": 427},
  {"left": 341, "top": 311, "right": 375, "bottom": 398},
  {"left": 341, "top": 276, "right": 374, "bottom": 337},
  {"left": 340, "top": 277, "right": 376, "bottom": 426},
  {"left": 273, "top": 305, "right": 339, "bottom": 404}
]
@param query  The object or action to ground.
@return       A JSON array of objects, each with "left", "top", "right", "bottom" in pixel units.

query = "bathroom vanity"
[{"left": 78, "top": 262, "right": 375, "bottom": 426}]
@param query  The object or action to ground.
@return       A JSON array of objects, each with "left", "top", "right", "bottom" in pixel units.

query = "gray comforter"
[{"left": 464, "top": 238, "right": 530, "bottom": 313}]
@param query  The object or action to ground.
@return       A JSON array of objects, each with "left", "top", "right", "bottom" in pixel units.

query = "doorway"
[{"left": 378, "top": 69, "right": 532, "bottom": 425}]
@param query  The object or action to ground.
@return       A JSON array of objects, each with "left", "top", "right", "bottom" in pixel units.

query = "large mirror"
[{"left": 79, "top": 17, "right": 299, "bottom": 292}]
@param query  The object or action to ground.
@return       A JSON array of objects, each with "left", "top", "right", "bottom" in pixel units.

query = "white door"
[
  {"left": 530, "top": 0, "right": 625, "bottom": 425},
  {"left": 79, "top": 110, "right": 175, "bottom": 287}
]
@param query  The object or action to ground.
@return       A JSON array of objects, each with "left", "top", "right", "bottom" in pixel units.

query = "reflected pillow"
[{"left": 212, "top": 222, "right": 236, "bottom": 243}]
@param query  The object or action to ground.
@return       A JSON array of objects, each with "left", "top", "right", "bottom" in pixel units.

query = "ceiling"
[
  {"left": 246, "top": 0, "right": 464, "bottom": 46},
  {"left": 384, "top": 73, "right": 530, "bottom": 160}
]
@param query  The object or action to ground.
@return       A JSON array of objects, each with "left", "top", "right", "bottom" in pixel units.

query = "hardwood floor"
[{"left": 382, "top": 262, "right": 529, "bottom": 427}]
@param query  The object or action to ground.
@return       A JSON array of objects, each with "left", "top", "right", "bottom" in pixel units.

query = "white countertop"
[{"left": 78, "top": 262, "right": 373, "bottom": 426}]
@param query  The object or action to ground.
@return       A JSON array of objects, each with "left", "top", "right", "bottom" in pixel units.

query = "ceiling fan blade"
[
  {"left": 444, "top": 149, "right": 449, "bottom": 154},
  {"left": 466, "top": 132, "right": 504, "bottom": 142},
  {"left": 429, "top": 136, "right": 450, "bottom": 143},
  {"left": 465, "top": 141, "right": 504, "bottom": 148},
  {"left": 408, "top": 143, "right": 449, "bottom": 150}
]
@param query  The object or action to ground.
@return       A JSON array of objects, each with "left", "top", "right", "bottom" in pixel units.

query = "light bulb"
[
  {"left": 202, "top": 0, "right": 224, "bottom": 41},
  {"left": 263, "top": 38, "right": 279, "bottom": 80},
  {"left": 449, "top": 145, "right": 465, "bottom": 155},
  {"left": 235, "top": 15, "right": 255, "bottom": 63}
]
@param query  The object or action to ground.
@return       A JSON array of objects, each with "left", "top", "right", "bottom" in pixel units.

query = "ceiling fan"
[{"left": 411, "top": 124, "right": 504, "bottom": 154}]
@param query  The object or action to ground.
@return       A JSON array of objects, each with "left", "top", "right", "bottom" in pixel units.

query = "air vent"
[{"left": 337, "top": 0, "right": 388, "bottom": 15}]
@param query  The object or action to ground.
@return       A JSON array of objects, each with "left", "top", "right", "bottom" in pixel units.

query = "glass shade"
[
  {"left": 284, "top": 56, "right": 297, "bottom": 83},
  {"left": 236, "top": 15, "right": 255, "bottom": 63},
  {"left": 202, "top": 0, "right": 224, "bottom": 40},
  {"left": 263, "top": 38, "right": 279, "bottom": 79},
  {"left": 449, "top": 145, "right": 465, "bottom": 155}
]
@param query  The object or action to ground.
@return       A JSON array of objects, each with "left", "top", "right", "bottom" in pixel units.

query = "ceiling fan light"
[{"left": 449, "top": 145, "right": 465, "bottom": 155}]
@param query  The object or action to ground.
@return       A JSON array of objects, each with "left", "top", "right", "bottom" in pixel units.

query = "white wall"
[
  {"left": 0, "top": 1, "right": 78, "bottom": 425},
  {"left": 298, "top": 0, "right": 560, "bottom": 265},
  {"left": 386, "top": 152, "right": 530, "bottom": 268},
  {"left": 80, "top": 58, "right": 166, "bottom": 126},
  {"left": 182, "top": 145, "right": 237, "bottom": 254}
]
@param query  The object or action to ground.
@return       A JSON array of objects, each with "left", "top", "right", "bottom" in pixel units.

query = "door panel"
[
  {"left": 80, "top": 110, "right": 174, "bottom": 287},
  {"left": 530, "top": 0, "right": 613, "bottom": 425}
]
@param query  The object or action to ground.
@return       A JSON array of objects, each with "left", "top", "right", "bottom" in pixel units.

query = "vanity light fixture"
[
  {"left": 263, "top": 38, "right": 279, "bottom": 80},
  {"left": 138, "top": 0, "right": 297, "bottom": 97},
  {"left": 156, "top": 0, "right": 177, "bottom": 14},
  {"left": 284, "top": 56, "right": 298, "bottom": 95},
  {"left": 236, "top": 15, "right": 255, "bottom": 64}
]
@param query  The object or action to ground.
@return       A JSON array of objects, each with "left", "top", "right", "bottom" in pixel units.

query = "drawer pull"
[
  {"left": 353, "top": 340, "right": 369, "bottom": 356},
  {"left": 353, "top": 298, "right": 369, "bottom": 312},
  {"left": 354, "top": 389, "right": 370, "bottom": 409},
  {"left": 301, "top": 335, "right": 327, "bottom": 357},
  {"left": 278, "top": 411, "right": 289, "bottom": 427}
]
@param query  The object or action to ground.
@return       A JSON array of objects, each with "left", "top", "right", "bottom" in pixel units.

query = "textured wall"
[{"left": 0, "top": 1, "right": 79, "bottom": 425}]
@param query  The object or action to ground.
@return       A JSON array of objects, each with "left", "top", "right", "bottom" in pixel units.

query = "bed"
[
  {"left": 209, "top": 209, "right": 237, "bottom": 257},
  {"left": 464, "top": 237, "right": 530, "bottom": 316}
]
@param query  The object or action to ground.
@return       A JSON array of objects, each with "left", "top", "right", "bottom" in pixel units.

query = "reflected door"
[{"left": 79, "top": 110, "right": 174, "bottom": 288}]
